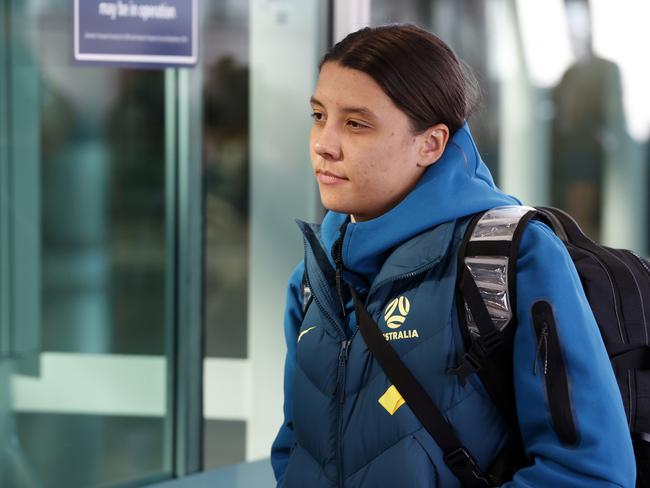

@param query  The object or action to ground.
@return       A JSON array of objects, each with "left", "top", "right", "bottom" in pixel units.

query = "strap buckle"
[
  {"left": 444, "top": 448, "right": 491, "bottom": 487},
  {"left": 446, "top": 331, "right": 503, "bottom": 385}
]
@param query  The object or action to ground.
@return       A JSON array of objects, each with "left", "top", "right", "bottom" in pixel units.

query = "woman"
[{"left": 271, "top": 24, "right": 635, "bottom": 487}]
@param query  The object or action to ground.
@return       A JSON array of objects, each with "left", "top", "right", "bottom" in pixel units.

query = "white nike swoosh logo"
[{"left": 297, "top": 326, "right": 317, "bottom": 343}]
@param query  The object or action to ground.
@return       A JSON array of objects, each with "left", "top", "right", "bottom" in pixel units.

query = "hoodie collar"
[{"left": 308, "top": 123, "right": 520, "bottom": 285}]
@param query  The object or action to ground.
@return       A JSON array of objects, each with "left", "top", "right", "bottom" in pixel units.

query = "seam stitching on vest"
[
  {"left": 291, "top": 442, "right": 334, "bottom": 484},
  {"left": 345, "top": 430, "right": 416, "bottom": 479},
  {"left": 295, "top": 361, "right": 332, "bottom": 399},
  {"left": 292, "top": 365, "right": 337, "bottom": 480}
]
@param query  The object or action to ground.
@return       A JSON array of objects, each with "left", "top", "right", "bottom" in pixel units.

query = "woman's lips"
[{"left": 316, "top": 170, "right": 348, "bottom": 185}]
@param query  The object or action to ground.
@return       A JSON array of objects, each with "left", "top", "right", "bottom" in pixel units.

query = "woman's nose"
[{"left": 313, "top": 127, "right": 342, "bottom": 161}]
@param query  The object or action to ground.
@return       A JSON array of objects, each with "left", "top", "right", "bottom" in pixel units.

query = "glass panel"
[
  {"left": 1, "top": 1, "right": 174, "bottom": 486},
  {"left": 201, "top": 0, "right": 325, "bottom": 478}
]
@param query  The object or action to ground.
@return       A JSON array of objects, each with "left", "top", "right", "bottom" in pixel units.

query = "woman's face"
[{"left": 309, "top": 62, "right": 448, "bottom": 222}]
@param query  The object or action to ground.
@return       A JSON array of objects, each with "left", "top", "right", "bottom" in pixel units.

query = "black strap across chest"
[{"left": 350, "top": 287, "right": 491, "bottom": 488}]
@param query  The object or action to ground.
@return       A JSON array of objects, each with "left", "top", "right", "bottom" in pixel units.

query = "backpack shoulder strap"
[
  {"left": 450, "top": 206, "right": 537, "bottom": 420},
  {"left": 449, "top": 206, "right": 539, "bottom": 484}
]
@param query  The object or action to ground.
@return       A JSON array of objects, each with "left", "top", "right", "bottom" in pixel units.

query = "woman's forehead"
[{"left": 312, "top": 62, "right": 399, "bottom": 116}]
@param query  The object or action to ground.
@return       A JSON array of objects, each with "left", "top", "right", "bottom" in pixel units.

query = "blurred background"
[{"left": 0, "top": 0, "right": 648, "bottom": 486}]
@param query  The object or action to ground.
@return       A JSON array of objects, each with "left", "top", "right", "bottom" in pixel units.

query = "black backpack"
[
  {"left": 352, "top": 205, "right": 650, "bottom": 487},
  {"left": 449, "top": 205, "right": 650, "bottom": 486}
]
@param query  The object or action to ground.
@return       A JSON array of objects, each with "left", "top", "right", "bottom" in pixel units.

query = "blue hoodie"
[{"left": 271, "top": 123, "right": 635, "bottom": 487}]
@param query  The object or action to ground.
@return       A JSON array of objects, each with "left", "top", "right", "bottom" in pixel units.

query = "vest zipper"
[
  {"left": 301, "top": 239, "right": 347, "bottom": 339},
  {"left": 302, "top": 236, "right": 352, "bottom": 485},
  {"left": 333, "top": 231, "right": 348, "bottom": 318},
  {"left": 337, "top": 339, "right": 351, "bottom": 488}
]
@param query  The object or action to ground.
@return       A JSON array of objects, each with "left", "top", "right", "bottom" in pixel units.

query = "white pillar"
[{"left": 333, "top": 0, "right": 371, "bottom": 44}]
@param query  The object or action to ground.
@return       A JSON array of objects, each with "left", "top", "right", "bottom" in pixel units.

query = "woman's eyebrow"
[
  {"left": 309, "top": 96, "right": 324, "bottom": 107},
  {"left": 310, "top": 96, "right": 378, "bottom": 120}
]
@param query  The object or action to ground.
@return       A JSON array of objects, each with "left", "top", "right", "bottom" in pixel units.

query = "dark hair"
[{"left": 320, "top": 24, "right": 480, "bottom": 135}]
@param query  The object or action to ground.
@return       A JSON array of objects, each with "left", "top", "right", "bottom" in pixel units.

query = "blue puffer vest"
[{"left": 282, "top": 217, "right": 510, "bottom": 487}]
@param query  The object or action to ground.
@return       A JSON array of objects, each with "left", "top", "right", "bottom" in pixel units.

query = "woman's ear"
[{"left": 417, "top": 123, "right": 450, "bottom": 167}]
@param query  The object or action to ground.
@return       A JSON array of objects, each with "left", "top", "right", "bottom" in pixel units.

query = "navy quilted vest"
[{"left": 281, "top": 218, "right": 510, "bottom": 488}]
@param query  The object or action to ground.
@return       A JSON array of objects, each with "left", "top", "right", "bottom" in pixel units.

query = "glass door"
[{"left": 0, "top": 0, "right": 202, "bottom": 486}]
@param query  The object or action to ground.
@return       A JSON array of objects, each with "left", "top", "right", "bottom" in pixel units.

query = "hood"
[{"left": 318, "top": 122, "right": 520, "bottom": 284}]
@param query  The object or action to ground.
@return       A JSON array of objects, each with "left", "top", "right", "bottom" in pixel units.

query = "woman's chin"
[{"left": 319, "top": 198, "right": 350, "bottom": 215}]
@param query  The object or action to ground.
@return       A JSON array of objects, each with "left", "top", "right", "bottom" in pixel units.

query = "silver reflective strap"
[
  {"left": 465, "top": 206, "right": 535, "bottom": 337},
  {"left": 470, "top": 206, "right": 535, "bottom": 241}
]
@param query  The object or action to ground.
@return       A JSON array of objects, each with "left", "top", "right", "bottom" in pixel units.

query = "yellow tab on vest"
[{"left": 378, "top": 385, "right": 405, "bottom": 415}]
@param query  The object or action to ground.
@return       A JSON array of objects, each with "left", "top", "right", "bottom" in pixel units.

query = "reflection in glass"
[
  {"left": 551, "top": 0, "right": 624, "bottom": 240},
  {"left": 201, "top": 0, "right": 250, "bottom": 470},
  {"left": 203, "top": 55, "right": 250, "bottom": 360}
]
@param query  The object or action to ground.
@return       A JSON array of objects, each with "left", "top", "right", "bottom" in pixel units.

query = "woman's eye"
[
  {"left": 310, "top": 112, "right": 324, "bottom": 122},
  {"left": 347, "top": 120, "right": 367, "bottom": 130}
]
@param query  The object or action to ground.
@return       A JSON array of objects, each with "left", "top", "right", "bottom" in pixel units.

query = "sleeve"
[
  {"left": 502, "top": 220, "right": 636, "bottom": 488},
  {"left": 270, "top": 260, "right": 305, "bottom": 485}
]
